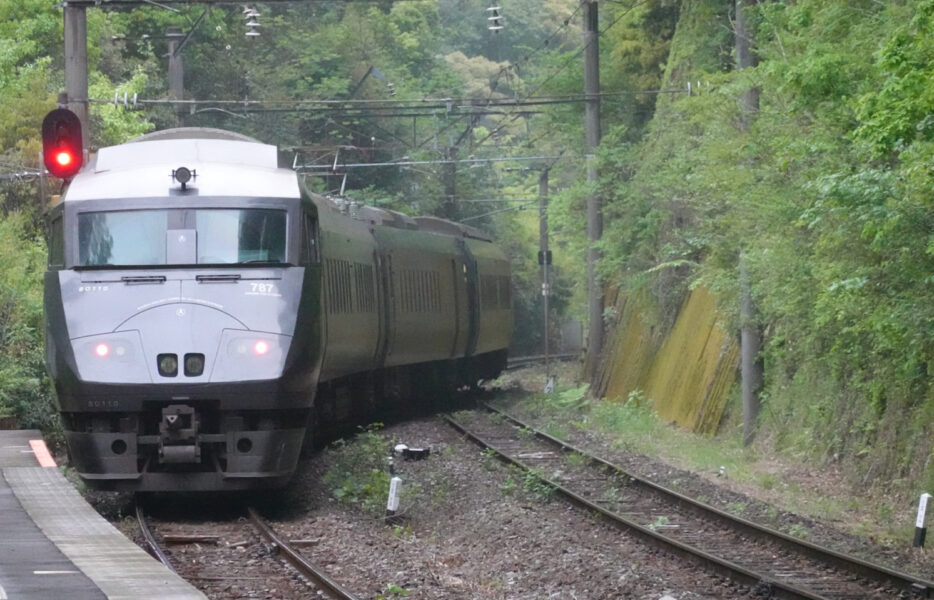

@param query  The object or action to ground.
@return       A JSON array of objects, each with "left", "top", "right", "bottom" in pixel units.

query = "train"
[{"left": 42, "top": 125, "right": 512, "bottom": 492}]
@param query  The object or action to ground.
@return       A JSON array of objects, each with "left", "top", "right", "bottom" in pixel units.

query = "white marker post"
[
  {"left": 386, "top": 475, "right": 402, "bottom": 517},
  {"left": 386, "top": 455, "right": 401, "bottom": 518},
  {"left": 914, "top": 493, "right": 931, "bottom": 548}
]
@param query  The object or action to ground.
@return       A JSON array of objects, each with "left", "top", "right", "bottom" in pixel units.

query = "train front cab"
[{"left": 44, "top": 190, "right": 323, "bottom": 492}]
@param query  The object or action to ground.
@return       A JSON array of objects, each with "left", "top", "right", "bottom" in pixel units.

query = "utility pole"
[
  {"left": 64, "top": 3, "right": 89, "bottom": 146},
  {"left": 740, "top": 258, "right": 762, "bottom": 446},
  {"left": 167, "top": 27, "right": 185, "bottom": 124},
  {"left": 443, "top": 145, "right": 458, "bottom": 220},
  {"left": 167, "top": 27, "right": 185, "bottom": 101},
  {"left": 583, "top": 0, "right": 602, "bottom": 376},
  {"left": 539, "top": 169, "right": 552, "bottom": 381},
  {"left": 737, "top": 0, "right": 762, "bottom": 446},
  {"left": 735, "top": 0, "right": 760, "bottom": 128}
]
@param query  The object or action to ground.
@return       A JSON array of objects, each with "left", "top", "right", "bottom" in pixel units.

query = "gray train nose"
[{"left": 118, "top": 302, "right": 245, "bottom": 381}]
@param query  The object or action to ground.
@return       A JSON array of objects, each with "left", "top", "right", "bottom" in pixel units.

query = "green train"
[{"left": 44, "top": 127, "right": 512, "bottom": 492}]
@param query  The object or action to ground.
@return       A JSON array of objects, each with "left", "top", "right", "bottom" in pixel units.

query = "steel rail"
[
  {"left": 444, "top": 408, "right": 934, "bottom": 599},
  {"left": 482, "top": 404, "right": 934, "bottom": 597},
  {"left": 482, "top": 404, "right": 934, "bottom": 596},
  {"left": 505, "top": 353, "right": 578, "bottom": 370},
  {"left": 135, "top": 502, "right": 178, "bottom": 574},
  {"left": 246, "top": 507, "right": 360, "bottom": 600},
  {"left": 442, "top": 412, "right": 817, "bottom": 600}
]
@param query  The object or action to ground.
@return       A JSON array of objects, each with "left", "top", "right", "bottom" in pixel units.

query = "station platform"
[{"left": 0, "top": 429, "right": 205, "bottom": 599}]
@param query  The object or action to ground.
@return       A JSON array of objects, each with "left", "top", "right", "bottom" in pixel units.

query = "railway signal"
[{"left": 41, "top": 108, "right": 84, "bottom": 179}]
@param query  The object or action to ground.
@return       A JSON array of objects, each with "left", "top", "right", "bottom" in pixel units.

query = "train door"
[{"left": 456, "top": 239, "right": 480, "bottom": 358}]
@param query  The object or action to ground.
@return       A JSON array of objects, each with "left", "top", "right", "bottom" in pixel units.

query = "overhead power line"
[
  {"left": 87, "top": 89, "right": 685, "bottom": 110},
  {"left": 297, "top": 155, "right": 562, "bottom": 171},
  {"left": 58, "top": 0, "right": 406, "bottom": 6},
  {"left": 473, "top": 0, "right": 655, "bottom": 149},
  {"left": 482, "top": 2, "right": 585, "bottom": 106},
  {"left": 0, "top": 171, "right": 41, "bottom": 182},
  {"left": 460, "top": 200, "right": 538, "bottom": 222}
]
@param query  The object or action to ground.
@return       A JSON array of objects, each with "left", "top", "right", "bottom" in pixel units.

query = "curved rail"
[
  {"left": 506, "top": 353, "right": 577, "bottom": 370},
  {"left": 135, "top": 502, "right": 178, "bottom": 574},
  {"left": 246, "top": 507, "right": 360, "bottom": 600},
  {"left": 444, "top": 405, "right": 934, "bottom": 600}
]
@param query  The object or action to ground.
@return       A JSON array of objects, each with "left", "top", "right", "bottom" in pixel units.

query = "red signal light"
[
  {"left": 56, "top": 151, "right": 73, "bottom": 167},
  {"left": 41, "top": 108, "right": 83, "bottom": 179}
]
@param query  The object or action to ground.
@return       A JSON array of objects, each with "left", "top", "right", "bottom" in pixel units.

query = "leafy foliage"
[
  {"left": 586, "top": 0, "right": 934, "bottom": 496},
  {"left": 5, "top": 0, "right": 934, "bottom": 498},
  {"left": 322, "top": 425, "right": 392, "bottom": 515},
  {"left": 0, "top": 212, "right": 59, "bottom": 437}
]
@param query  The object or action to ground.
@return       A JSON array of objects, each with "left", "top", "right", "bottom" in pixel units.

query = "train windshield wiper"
[
  {"left": 121, "top": 275, "right": 167, "bottom": 285},
  {"left": 238, "top": 259, "right": 287, "bottom": 265},
  {"left": 196, "top": 273, "right": 241, "bottom": 283}
]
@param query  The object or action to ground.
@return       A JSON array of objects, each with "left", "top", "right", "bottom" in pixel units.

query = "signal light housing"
[{"left": 41, "top": 108, "right": 83, "bottom": 179}]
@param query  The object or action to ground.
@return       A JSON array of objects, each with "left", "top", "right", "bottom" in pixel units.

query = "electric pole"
[
  {"left": 737, "top": 0, "right": 762, "bottom": 446},
  {"left": 167, "top": 27, "right": 185, "bottom": 125},
  {"left": 443, "top": 145, "right": 458, "bottom": 220},
  {"left": 539, "top": 168, "right": 552, "bottom": 381},
  {"left": 583, "top": 0, "right": 602, "bottom": 376},
  {"left": 167, "top": 27, "right": 185, "bottom": 101},
  {"left": 736, "top": 0, "right": 760, "bottom": 129},
  {"left": 64, "top": 3, "right": 89, "bottom": 146}
]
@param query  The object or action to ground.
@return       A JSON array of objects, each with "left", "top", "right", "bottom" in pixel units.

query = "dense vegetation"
[
  {"left": 2, "top": 0, "right": 934, "bottom": 497},
  {"left": 597, "top": 0, "right": 934, "bottom": 497}
]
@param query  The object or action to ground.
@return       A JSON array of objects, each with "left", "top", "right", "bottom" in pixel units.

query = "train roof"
[
  {"left": 314, "top": 194, "right": 493, "bottom": 241},
  {"left": 63, "top": 129, "right": 299, "bottom": 202}
]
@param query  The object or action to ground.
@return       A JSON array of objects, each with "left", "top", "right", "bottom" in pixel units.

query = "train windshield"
[{"left": 77, "top": 208, "right": 287, "bottom": 267}]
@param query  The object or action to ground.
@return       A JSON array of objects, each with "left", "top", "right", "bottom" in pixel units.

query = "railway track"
[
  {"left": 136, "top": 502, "right": 360, "bottom": 600},
  {"left": 506, "top": 353, "right": 577, "bottom": 370},
  {"left": 245, "top": 507, "right": 360, "bottom": 600},
  {"left": 444, "top": 404, "right": 934, "bottom": 600}
]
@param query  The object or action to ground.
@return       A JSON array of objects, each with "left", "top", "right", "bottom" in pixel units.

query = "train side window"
[
  {"left": 48, "top": 215, "right": 64, "bottom": 268},
  {"left": 302, "top": 214, "right": 319, "bottom": 263}
]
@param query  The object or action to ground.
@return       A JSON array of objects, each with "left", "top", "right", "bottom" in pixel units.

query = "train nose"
[{"left": 113, "top": 302, "right": 290, "bottom": 383}]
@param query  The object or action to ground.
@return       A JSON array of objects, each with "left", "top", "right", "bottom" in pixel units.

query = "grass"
[
  {"left": 565, "top": 451, "right": 587, "bottom": 467},
  {"left": 542, "top": 422, "right": 566, "bottom": 439},
  {"left": 322, "top": 424, "right": 394, "bottom": 515},
  {"left": 376, "top": 583, "right": 411, "bottom": 598},
  {"left": 587, "top": 395, "right": 763, "bottom": 491}
]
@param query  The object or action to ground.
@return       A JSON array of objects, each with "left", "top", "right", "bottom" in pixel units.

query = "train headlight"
[
  {"left": 158, "top": 353, "right": 178, "bottom": 377},
  {"left": 93, "top": 341, "right": 129, "bottom": 359},
  {"left": 173, "top": 166, "right": 191, "bottom": 184},
  {"left": 74, "top": 333, "right": 149, "bottom": 383},
  {"left": 184, "top": 353, "right": 205, "bottom": 377},
  {"left": 172, "top": 166, "right": 196, "bottom": 190},
  {"left": 231, "top": 339, "right": 270, "bottom": 356},
  {"left": 213, "top": 330, "right": 290, "bottom": 382}
]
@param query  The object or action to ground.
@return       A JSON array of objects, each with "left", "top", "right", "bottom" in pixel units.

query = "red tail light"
[
  {"left": 94, "top": 343, "right": 110, "bottom": 358},
  {"left": 253, "top": 340, "right": 269, "bottom": 356}
]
